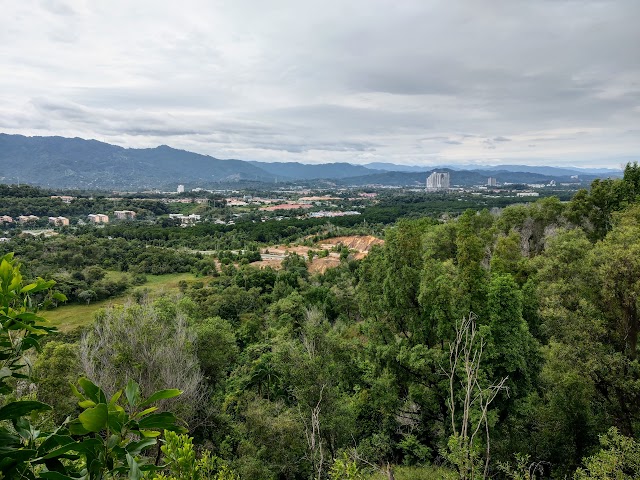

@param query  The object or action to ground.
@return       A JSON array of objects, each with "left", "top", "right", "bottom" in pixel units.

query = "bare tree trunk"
[
  {"left": 386, "top": 461, "right": 395, "bottom": 480},
  {"left": 302, "top": 384, "right": 326, "bottom": 480},
  {"left": 446, "top": 314, "right": 509, "bottom": 480}
]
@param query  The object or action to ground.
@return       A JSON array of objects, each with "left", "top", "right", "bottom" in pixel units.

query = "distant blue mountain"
[
  {"left": 248, "top": 161, "right": 381, "bottom": 179},
  {"left": 442, "top": 164, "right": 623, "bottom": 177},
  {"left": 471, "top": 164, "right": 622, "bottom": 177},
  {"left": 362, "top": 162, "right": 429, "bottom": 173},
  {"left": 363, "top": 162, "right": 623, "bottom": 177},
  {"left": 0, "top": 133, "right": 623, "bottom": 190},
  {"left": 0, "top": 134, "right": 275, "bottom": 189}
]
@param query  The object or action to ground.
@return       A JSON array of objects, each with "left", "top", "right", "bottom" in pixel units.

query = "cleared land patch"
[{"left": 45, "top": 272, "right": 201, "bottom": 332}]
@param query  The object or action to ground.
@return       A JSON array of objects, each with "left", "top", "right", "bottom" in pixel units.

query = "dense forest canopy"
[{"left": 2, "top": 163, "right": 640, "bottom": 479}]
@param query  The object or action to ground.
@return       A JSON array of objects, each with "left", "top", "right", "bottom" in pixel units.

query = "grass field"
[
  {"left": 367, "top": 466, "right": 456, "bottom": 480},
  {"left": 44, "top": 272, "right": 202, "bottom": 332}
]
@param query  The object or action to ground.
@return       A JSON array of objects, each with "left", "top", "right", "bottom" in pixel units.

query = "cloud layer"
[{"left": 1, "top": 0, "right": 638, "bottom": 166}]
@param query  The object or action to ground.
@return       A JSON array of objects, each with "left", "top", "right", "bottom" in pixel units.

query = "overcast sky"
[{"left": 1, "top": 0, "right": 638, "bottom": 167}]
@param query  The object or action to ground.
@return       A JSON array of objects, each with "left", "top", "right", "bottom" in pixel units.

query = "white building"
[
  {"left": 177, "top": 185, "right": 185, "bottom": 194},
  {"left": 48, "top": 216, "right": 70, "bottom": 226},
  {"left": 114, "top": 210, "right": 137, "bottom": 220},
  {"left": 88, "top": 214, "right": 109, "bottom": 223},
  {"left": 50, "top": 195, "right": 75, "bottom": 203},
  {"left": 426, "top": 172, "right": 450, "bottom": 191},
  {"left": 487, "top": 177, "right": 497, "bottom": 187},
  {"left": 168, "top": 213, "right": 201, "bottom": 225}
]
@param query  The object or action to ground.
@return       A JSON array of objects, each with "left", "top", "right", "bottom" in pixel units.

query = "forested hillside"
[
  {"left": 0, "top": 134, "right": 603, "bottom": 190},
  {"left": 2, "top": 164, "right": 640, "bottom": 479}
]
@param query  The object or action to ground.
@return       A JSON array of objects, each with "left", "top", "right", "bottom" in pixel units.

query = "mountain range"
[{"left": 0, "top": 134, "right": 622, "bottom": 190}]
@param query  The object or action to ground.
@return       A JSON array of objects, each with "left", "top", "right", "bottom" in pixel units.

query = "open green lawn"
[
  {"left": 44, "top": 272, "right": 203, "bottom": 332},
  {"left": 166, "top": 202, "right": 199, "bottom": 214},
  {"left": 367, "top": 466, "right": 456, "bottom": 480}
]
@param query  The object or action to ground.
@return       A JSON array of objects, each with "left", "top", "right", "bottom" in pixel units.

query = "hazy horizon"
[{"left": 2, "top": 1, "right": 638, "bottom": 168}]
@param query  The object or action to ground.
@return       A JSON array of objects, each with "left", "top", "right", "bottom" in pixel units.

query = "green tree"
[
  {"left": 485, "top": 274, "right": 539, "bottom": 404},
  {"left": 33, "top": 340, "right": 82, "bottom": 422},
  {"left": 0, "top": 253, "right": 186, "bottom": 479},
  {"left": 574, "top": 428, "right": 640, "bottom": 480},
  {"left": 80, "top": 300, "right": 206, "bottom": 425},
  {"left": 194, "top": 316, "right": 238, "bottom": 385},
  {"left": 590, "top": 211, "right": 640, "bottom": 359}
]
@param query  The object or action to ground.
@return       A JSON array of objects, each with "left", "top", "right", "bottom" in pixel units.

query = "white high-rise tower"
[{"left": 426, "top": 172, "right": 450, "bottom": 191}]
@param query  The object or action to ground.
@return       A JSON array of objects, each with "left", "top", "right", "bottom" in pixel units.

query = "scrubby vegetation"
[{"left": 2, "top": 164, "right": 640, "bottom": 479}]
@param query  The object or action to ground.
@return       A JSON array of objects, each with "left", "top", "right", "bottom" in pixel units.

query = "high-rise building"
[
  {"left": 487, "top": 177, "right": 497, "bottom": 187},
  {"left": 177, "top": 184, "right": 185, "bottom": 194},
  {"left": 426, "top": 172, "right": 450, "bottom": 190}
]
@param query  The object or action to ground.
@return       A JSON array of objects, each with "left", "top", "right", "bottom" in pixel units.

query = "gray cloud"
[{"left": 0, "top": 0, "right": 638, "bottom": 166}]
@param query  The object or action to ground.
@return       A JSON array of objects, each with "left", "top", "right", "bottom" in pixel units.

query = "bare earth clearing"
[{"left": 253, "top": 235, "right": 383, "bottom": 273}]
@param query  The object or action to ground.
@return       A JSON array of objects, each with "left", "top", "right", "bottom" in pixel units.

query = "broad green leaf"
[
  {"left": 78, "top": 400, "right": 96, "bottom": 409},
  {"left": 107, "top": 434, "right": 120, "bottom": 449},
  {"left": 126, "top": 453, "right": 143, "bottom": 480},
  {"left": 138, "top": 464, "right": 167, "bottom": 472},
  {"left": 20, "top": 283, "right": 38, "bottom": 293},
  {"left": 41, "top": 437, "right": 102, "bottom": 459},
  {"left": 134, "top": 407, "right": 158, "bottom": 418},
  {"left": 0, "top": 259, "right": 13, "bottom": 284},
  {"left": 125, "top": 437, "right": 156, "bottom": 455},
  {"left": 138, "top": 389, "right": 182, "bottom": 407},
  {"left": 52, "top": 292, "right": 68, "bottom": 302},
  {"left": 68, "top": 420, "right": 90, "bottom": 436},
  {"left": 69, "top": 382, "right": 86, "bottom": 401},
  {"left": 109, "top": 389, "right": 123, "bottom": 406},
  {"left": 10, "top": 320, "right": 47, "bottom": 334},
  {"left": 20, "top": 336, "right": 42, "bottom": 352},
  {"left": 0, "top": 426, "right": 21, "bottom": 447},
  {"left": 15, "top": 312, "right": 44, "bottom": 322},
  {"left": 21, "top": 279, "right": 55, "bottom": 294},
  {"left": 106, "top": 408, "right": 127, "bottom": 432},
  {"left": 38, "top": 433, "right": 75, "bottom": 453},
  {"left": 0, "top": 400, "right": 52, "bottom": 421},
  {"left": 137, "top": 412, "right": 178, "bottom": 430},
  {"left": 78, "top": 403, "right": 108, "bottom": 432},
  {"left": 39, "top": 471, "right": 79, "bottom": 480},
  {"left": 0, "top": 447, "right": 38, "bottom": 463},
  {"left": 125, "top": 379, "right": 141, "bottom": 407},
  {"left": 78, "top": 377, "right": 105, "bottom": 403}
]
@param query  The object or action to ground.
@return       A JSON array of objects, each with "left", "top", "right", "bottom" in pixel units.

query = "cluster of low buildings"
[
  {"left": 50, "top": 195, "right": 76, "bottom": 203},
  {"left": 1, "top": 215, "right": 48, "bottom": 224},
  {"left": 1, "top": 215, "right": 71, "bottom": 227},
  {"left": 308, "top": 210, "right": 361, "bottom": 218},
  {"left": 160, "top": 197, "right": 209, "bottom": 205},
  {"left": 169, "top": 213, "right": 201, "bottom": 225},
  {"left": 0, "top": 212, "right": 140, "bottom": 227},
  {"left": 225, "top": 196, "right": 286, "bottom": 206},
  {"left": 260, "top": 203, "right": 314, "bottom": 212}
]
